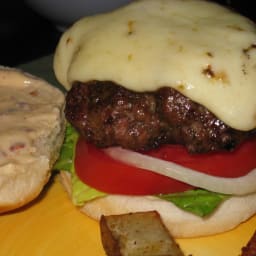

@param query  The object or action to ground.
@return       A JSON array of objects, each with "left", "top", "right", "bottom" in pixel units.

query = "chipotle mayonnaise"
[{"left": 0, "top": 67, "right": 65, "bottom": 212}]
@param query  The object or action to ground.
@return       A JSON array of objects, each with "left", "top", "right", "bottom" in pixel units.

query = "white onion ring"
[{"left": 104, "top": 147, "right": 256, "bottom": 195}]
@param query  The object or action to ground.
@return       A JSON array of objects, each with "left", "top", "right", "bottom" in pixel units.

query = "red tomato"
[
  {"left": 146, "top": 138, "right": 256, "bottom": 178},
  {"left": 75, "top": 138, "right": 256, "bottom": 195}
]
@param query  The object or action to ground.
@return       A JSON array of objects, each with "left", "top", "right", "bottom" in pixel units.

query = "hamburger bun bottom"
[{"left": 59, "top": 171, "right": 256, "bottom": 238}]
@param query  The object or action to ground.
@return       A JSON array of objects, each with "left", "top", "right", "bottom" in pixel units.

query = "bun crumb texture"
[{"left": 0, "top": 67, "right": 66, "bottom": 213}]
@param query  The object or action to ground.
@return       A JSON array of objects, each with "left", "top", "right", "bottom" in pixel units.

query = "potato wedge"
[
  {"left": 241, "top": 230, "right": 256, "bottom": 256},
  {"left": 100, "top": 211, "right": 184, "bottom": 256}
]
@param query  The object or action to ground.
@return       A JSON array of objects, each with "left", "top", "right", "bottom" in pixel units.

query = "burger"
[{"left": 53, "top": 0, "right": 256, "bottom": 237}]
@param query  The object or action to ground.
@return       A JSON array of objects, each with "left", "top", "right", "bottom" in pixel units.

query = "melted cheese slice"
[{"left": 54, "top": 0, "right": 256, "bottom": 131}]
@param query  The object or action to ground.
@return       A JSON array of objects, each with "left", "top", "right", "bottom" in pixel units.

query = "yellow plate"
[{"left": 0, "top": 176, "right": 255, "bottom": 256}]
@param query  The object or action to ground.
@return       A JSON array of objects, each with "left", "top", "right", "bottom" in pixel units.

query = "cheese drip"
[{"left": 54, "top": 0, "right": 256, "bottom": 131}]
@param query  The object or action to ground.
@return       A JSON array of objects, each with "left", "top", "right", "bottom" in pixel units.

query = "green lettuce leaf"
[
  {"left": 54, "top": 123, "right": 105, "bottom": 205},
  {"left": 158, "top": 189, "right": 229, "bottom": 217},
  {"left": 54, "top": 123, "right": 79, "bottom": 171},
  {"left": 55, "top": 124, "right": 229, "bottom": 217}
]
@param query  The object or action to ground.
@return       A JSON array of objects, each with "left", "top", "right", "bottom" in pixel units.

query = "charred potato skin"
[
  {"left": 241, "top": 231, "right": 256, "bottom": 256},
  {"left": 100, "top": 216, "right": 122, "bottom": 256}
]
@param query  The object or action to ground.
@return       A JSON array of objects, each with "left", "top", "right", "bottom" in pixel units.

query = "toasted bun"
[
  {"left": 60, "top": 171, "right": 256, "bottom": 238},
  {"left": 0, "top": 67, "right": 65, "bottom": 213}
]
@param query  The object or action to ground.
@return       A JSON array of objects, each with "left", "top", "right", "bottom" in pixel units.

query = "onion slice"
[{"left": 104, "top": 147, "right": 256, "bottom": 195}]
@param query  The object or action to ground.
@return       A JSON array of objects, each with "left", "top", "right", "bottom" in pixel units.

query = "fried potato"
[
  {"left": 241, "top": 230, "right": 256, "bottom": 256},
  {"left": 100, "top": 211, "right": 184, "bottom": 256}
]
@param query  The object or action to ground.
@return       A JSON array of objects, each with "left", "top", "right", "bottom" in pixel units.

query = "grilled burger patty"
[{"left": 65, "top": 81, "right": 255, "bottom": 153}]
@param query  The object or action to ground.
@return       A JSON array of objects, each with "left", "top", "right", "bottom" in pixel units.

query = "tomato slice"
[
  {"left": 75, "top": 138, "right": 256, "bottom": 195},
  {"left": 146, "top": 138, "right": 256, "bottom": 178}
]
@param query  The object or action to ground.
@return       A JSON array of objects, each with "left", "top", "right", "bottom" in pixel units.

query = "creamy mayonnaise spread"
[
  {"left": 54, "top": 0, "right": 256, "bottom": 131},
  {"left": 0, "top": 67, "right": 65, "bottom": 178}
]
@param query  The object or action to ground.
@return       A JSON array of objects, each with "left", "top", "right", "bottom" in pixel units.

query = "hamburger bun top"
[
  {"left": 54, "top": 0, "right": 256, "bottom": 131},
  {"left": 0, "top": 67, "right": 65, "bottom": 213}
]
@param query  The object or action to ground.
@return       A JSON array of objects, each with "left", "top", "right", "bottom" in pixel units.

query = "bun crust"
[
  {"left": 60, "top": 171, "right": 256, "bottom": 238},
  {"left": 0, "top": 67, "right": 65, "bottom": 213}
]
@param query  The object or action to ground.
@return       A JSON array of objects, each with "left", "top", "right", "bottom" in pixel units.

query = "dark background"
[
  {"left": 0, "top": 1, "right": 255, "bottom": 67},
  {"left": 0, "top": 1, "right": 61, "bottom": 66}
]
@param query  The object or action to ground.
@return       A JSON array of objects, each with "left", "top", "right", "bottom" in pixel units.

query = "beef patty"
[{"left": 65, "top": 81, "right": 255, "bottom": 153}]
